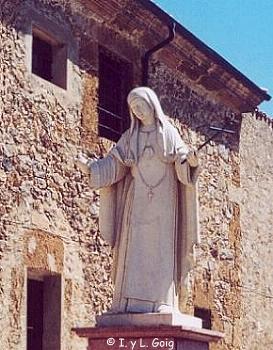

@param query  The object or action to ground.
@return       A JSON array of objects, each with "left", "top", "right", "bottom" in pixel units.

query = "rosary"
[
  {"left": 137, "top": 127, "right": 167, "bottom": 201},
  {"left": 138, "top": 168, "right": 167, "bottom": 200}
]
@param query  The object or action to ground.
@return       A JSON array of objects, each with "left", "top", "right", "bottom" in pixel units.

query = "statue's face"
[{"left": 130, "top": 97, "right": 155, "bottom": 126}]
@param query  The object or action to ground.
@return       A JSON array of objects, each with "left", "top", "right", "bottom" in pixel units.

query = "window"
[
  {"left": 32, "top": 26, "right": 67, "bottom": 89},
  {"left": 27, "top": 272, "right": 62, "bottom": 350},
  {"left": 194, "top": 307, "right": 212, "bottom": 329},
  {"left": 98, "top": 48, "right": 131, "bottom": 142}
]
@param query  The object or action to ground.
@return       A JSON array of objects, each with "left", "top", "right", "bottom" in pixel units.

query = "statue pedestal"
[
  {"left": 73, "top": 324, "right": 224, "bottom": 350},
  {"left": 96, "top": 312, "right": 202, "bottom": 328}
]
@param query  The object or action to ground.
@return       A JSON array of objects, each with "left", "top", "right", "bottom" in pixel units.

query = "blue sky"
[{"left": 153, "top": 0, "right": 273, "bottom": 117}]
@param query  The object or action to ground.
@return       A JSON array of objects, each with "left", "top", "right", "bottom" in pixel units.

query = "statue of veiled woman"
[{"left": 77, "top": 87, "right": 200, "bottom": 314}]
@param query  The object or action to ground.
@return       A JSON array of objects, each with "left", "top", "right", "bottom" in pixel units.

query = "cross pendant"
[{"left": 148, "top": 188, "right": 154, "bottom": 200}]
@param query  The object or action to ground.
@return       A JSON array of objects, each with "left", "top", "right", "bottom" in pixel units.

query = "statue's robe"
[{"left": 89, "top": 122, "right": 200, "bottom": 313}]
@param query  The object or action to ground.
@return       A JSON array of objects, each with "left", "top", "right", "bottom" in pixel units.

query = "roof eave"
[{"left": 139, "top": 0, "right": 271, "bottom": 104}]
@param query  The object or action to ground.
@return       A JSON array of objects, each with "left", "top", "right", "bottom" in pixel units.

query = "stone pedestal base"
[
  {"left": 73, "top": 325, "right": 224, "bottom": 350},
  {"left": 96, "top": 312, "right": 202, "bottom": 328}
]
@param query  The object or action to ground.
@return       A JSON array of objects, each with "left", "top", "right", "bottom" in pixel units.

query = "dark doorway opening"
[
  {"left": 27, "top": 279, "right": 44, "bottom": 350},
  {"left": 27, "top": 273, "right": 62, "bottom": 350}
]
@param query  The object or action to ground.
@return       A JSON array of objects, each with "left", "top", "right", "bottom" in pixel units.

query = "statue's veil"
[
  {"left": 124, "top": 86, "right": 180, "bottom": 164},
  {"left": 127, "top": 86, "right": 167, "bottom": 129}
]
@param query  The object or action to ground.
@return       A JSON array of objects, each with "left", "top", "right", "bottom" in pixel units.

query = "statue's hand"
[
  {"left": 187, "top": 150, "right": 199, "bottom": 167},
  {"left": 75, "top": 153, "right": 90, "bottom": 174}
]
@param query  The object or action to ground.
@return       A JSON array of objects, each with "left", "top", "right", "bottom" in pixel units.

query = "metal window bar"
[
  {"left": 98, "top": 106, "right": 124, "bottom": 120},
  {"left": 98, "top": 106, "right": 125, "bottom": 138},
  {"left": 98, "top": 123, "right": 122, "bottom": 137}
]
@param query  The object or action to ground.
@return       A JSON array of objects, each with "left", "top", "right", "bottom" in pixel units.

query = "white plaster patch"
[
  {"left": 47, "top": 253, "right": 57, "bottom": 272},
  {"left": 28, "top": 236, "right": 37, "bottom": 254}
]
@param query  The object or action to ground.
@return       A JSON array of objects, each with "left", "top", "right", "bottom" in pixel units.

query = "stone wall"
[
  {"left": 238, "top": 113, "right": 273, "bottom": 349},
  {"left": 0, "top": 1, "right": 272, "bottom": 350}
]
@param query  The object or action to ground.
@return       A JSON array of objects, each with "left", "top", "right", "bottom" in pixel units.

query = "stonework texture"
[
  {"left": 0, "top": 1, "right": 272, "bottom": 350},
  {"left": 238, "top": 114, "right": 273, "bottom": 350}
]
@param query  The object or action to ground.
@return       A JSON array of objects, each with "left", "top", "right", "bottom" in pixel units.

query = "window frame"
[{"left": 21, "top": 5, "right": 80, "bottom": 103}]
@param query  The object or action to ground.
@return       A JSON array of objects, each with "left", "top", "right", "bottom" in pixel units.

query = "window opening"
[
  {"left": 98, "top": 48, "right": 131, "bottom": 142},
  {"left": 32, "top": 26, "right": 67, "bottom": 89}
]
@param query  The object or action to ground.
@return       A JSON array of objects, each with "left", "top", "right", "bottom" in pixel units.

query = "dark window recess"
[
  {"left": 98, "top": 49, "right": 131, "bottom": 142},
  {"left": 32, "top": 35, "right": 53, "bottom": 81},
  {"left": 27, "top": 279, "right": 44, "bottom": 350},
  {"left": 31, "top": 28, "right": 67, "bottom": 89},
  {"left": 194, "top": 307, "right": 212, "bottom": 329}
]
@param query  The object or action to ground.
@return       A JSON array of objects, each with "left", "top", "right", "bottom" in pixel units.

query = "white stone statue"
[{"left": 76, "top": 87, "right": 200, "bottom": 315}]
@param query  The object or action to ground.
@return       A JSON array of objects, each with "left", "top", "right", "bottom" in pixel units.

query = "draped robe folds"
[{"left": 89, "top": 122, "right": 200, "bottom": 313}]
